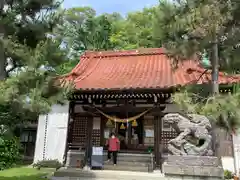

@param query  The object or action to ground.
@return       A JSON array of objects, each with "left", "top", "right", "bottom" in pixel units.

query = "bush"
[
  {"left": 224, "top": 169, "right": 233, "bottom": 179},
  {"left": 0, "top": 136, "right": 21, "bottom": 170},
  {"left": 33, "top": 159, "right": 63, "bottom": 170}
]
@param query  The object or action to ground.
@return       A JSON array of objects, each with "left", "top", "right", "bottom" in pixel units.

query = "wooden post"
[
  {"left": 159, "top": 115, "right": 163, "bottom": 171},
  {"left": 154, "top": 114, "right": 163, "bottom": 171},
  {"left": 100, "top": 115, "right": 105, "bottom": 146},
  {"left": 125, "top": 101, "right": 132, "bottom": 148},
  {"left": 127, "top": 122, "right": 132, "bottom": 148},
  {"left": 154, "top": 115, "right": 160, "bottom": 169},
  {"left": 85, "top": 116, "right": 93, "bottom": 166},
  {"left": 63, "top": 101, "right": 73, "bottom": 166}
]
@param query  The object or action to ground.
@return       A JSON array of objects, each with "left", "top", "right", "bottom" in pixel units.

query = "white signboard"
[
  {"left": 145, "top": 129, "right": 154, "bottom": 137},
  {"left": 92, "top": 147, "right": 103, "bottom": 155},
  {"left": 104, "top": 129, "right": 110, "bottom": 138}
]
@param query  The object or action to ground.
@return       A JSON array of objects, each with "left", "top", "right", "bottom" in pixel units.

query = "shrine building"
[{"left": 33, "top": 48, "right": 240, "bottom": 172}]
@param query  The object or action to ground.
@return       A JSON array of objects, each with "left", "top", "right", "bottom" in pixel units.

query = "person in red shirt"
[{"left": 106, "top": 132, "right": 120, "bottom": 165}]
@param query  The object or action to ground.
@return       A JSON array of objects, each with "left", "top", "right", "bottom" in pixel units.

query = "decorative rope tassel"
[
  {"left": 106, "top": 119, "right": 113, "bottom": 127},
  {"left": 132, "top": 119, "right": 138, "bottom": 127},
  {"left": 120, "top": 123, "right": 125, "bottom": 129}
]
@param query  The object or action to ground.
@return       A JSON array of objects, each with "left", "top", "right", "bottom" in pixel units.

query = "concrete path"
[{"left": 51, "top": 169, "right": 167, "bottom": 180}]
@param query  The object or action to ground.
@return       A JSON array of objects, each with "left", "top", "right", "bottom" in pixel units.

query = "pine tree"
[
  {"left": 154, "top": 0, "right": 240, "bottom": 93},
  {"left": 0, "top": 0, "right": 70, "bottom": 126},
  {"left": 154, "top": 0, "right": 240, "bottom": 131}
]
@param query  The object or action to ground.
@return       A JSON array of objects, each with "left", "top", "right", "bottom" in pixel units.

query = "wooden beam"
[
  {"left": 74, "top": 87, "right": 174, "bottom": 94},
  {"left": 69, "top": 89, "right": 172, "bottom": 100}
]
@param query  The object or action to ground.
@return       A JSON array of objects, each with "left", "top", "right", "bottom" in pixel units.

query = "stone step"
[
  {"left": 54, "top": 168, "right": 165, "bottom": 180},
  {"left": 103, "top": 164, "right": 150, "bottom": 172},
  {"left": 103, "top": 153, "right": 153, "bottom": 163},
  {"left": 105, "top": 152, "right": 152, "bottom": 158},
  {"left": 104, "top": 160, "right": 149, "bottom": 167},
  {"left": 104, "top": 158, "right": 151, "bottom": 163}
]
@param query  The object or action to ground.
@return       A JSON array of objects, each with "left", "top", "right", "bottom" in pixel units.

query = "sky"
[{"left": 62, "top": 0, "right": 159, "bottom": 15}]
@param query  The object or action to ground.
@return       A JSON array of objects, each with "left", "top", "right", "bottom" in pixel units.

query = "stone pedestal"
[
  {"left": 163, "top": 155, "right": 224, "bottom": 180},
  {"left": 65, "top": 150, "right": 85, "bottom": 168}
]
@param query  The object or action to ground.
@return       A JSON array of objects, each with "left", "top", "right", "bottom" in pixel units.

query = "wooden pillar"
[
  {"left": 85, "top": 116, "right": 93, "bottom": 166},
  {"left": 154, "top": 115, "right": 162, "bottom": 170},
  {"left": 154, "top": 116, "right": 159, "bottom": 168},
  {"left": 100, "top": 103, "right": 106, "bottom": 147},
  {"left": 100, "top": 115, "right": 105, "bottom": 146},
  {"left": 63, "top": 101, "right": 73, "bottom": 165},
  {"left": 125, "top": 101, "right": 132, "bottom": 147},
  {"left": 159, "top": 115, "right": 163, "bottom": 170},
  {"left": 127, "top": 123, "right": 132, "bottom": 147}
]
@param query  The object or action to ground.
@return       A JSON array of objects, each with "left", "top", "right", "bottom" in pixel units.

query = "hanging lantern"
[
  {"left": 132, "top": 119, "right": 138, "bottom": 127},
  {"left": 106, "top": 119, "right": 113, "bottom": 127},
  {"left": 120, "top": 123, "right": 125, "bottom": 129}
]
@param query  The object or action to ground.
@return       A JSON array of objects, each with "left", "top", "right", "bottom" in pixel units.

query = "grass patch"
[{"left": 0, "top": 166, "right": 55, "bottom": 180}]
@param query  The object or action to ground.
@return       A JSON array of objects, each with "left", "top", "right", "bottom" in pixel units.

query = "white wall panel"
[
  {"left": 33, "top": 102, "right": 69, "bottom": 164},
  {"left": 233, "top": 134, "right": 240, "bottom": 174},
  {"left": 33, "top": 115, "right": 47, "bottom": 163}
]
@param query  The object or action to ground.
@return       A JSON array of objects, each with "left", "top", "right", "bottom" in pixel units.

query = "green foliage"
[
  {"left": 33, "top": 159, "right": 62, "bottom": 170},
  {"left": 0, "top": 136, "right": 21, "bottom": 170},
  {"left": 0, "top": 104, "right": 37, "bottom": 127},
  {"left": 172, "top": 88, "right": 240, "bottom": 132},
  {"left": 1, "top": 0, "right": 240, "bottom": 132},
  {"left": 224, "top": 169, "right": 233, "bottom": 179},
  {"left": 55, "top": 6, "right": 158, "bottom": 56},
  {"left": 55, "top": 7, "right": 114, "bottom": 55},
  {"left": 110, "top": 7, "right": 156, "bottom": 50},
  {"left": 154, "top": 1, "right": 240, "bottom": 125},
  {"left": 153, "top": 0, "right": 240, "bottom": 72},
  {"left": 0, "top": 0, "right": 73, "bottom": 123},
  {"left": 0, "top": 166, "right": 55, "bottom": 180}
]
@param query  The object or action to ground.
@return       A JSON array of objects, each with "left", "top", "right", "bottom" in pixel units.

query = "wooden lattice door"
[
  {"left": 161, "top": 119, "right": 178, "bottom": 154},
  {"left": 71, "top": 115, "right": 88, "bottom": 148}
]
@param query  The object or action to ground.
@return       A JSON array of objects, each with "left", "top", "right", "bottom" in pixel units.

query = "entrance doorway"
[{"left": 116, "top": 118, "right": 144, "bottom": 151}]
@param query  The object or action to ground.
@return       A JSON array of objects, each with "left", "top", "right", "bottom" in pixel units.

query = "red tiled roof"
[{"left": 63, "top": 48, "right": 240, "bottom": 90}]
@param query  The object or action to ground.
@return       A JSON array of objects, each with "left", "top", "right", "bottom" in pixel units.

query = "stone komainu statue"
[{"left": 162, "top": 113, "right": 213, "bottom": 156}]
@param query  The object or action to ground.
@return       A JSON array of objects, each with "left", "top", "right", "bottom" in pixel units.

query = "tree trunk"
[
  {"left": 211, "top": 35, "right": 220, "bottom": 158},
  {"left": 0, "top": 1, "right": 6, "bottom": 80},
  {"left": 0, "top": 39, "right": 6, "bottom": 80},
  {"left": 211, "top": 36, "right": 219, "bottom": 94}
]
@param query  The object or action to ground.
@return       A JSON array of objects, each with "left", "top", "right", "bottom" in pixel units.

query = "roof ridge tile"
[{"left": 82, "top": 48, "right": 165, "bottom": 58}]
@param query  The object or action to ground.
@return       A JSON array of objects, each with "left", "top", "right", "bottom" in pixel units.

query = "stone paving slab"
[
  {"left": 52, "top": 169, "right": 166, "bottom": 180},
  {"left": 52, "top": 168, "right": 224, "bottom": 180},
  {"left": 51, "top": 177, "right": 223, "bottom": 180},
  {"left": 51, "top": 177, "right": 168, "bottom": 180}
]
